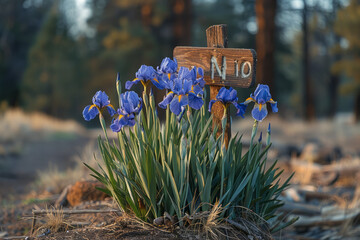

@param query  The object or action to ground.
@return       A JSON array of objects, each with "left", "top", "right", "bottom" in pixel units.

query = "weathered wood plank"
[
  {"left": 173, "top": 46, "right": 256, "bottom": 88},
  {"left": 205, "top": 25, "right": 230, "bottom": 148}
]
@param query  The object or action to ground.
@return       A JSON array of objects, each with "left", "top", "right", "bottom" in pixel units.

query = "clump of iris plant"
[{"left": 82, "top": 57, "right": 294, "bottom": 234}]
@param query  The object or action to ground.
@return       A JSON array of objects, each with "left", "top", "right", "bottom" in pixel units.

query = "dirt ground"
[
  {"left": 1, "top": 112, "right": 360, "bottom": 239},
  {"left": 0, "top": 136, "right": 91, "bottom": 200}
]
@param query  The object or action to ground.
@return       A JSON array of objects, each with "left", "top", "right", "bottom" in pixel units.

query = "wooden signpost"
[{"left": 173, "top": 24, "right": 257, "bottom": 147}]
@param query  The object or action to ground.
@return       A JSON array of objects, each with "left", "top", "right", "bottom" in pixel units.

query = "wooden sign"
[
  {"left": 173, "top": 47, "right": 256, "bottom": 88},
  {"left": 173, "top": 24, "right": 257, "bottom": 148}
]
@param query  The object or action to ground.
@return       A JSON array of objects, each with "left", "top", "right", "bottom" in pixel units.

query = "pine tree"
[
  {"left": 332, "top": 0, "right": 360, "bottom": 122},
  {"left": 21, "top": 5, "right": 85, "bottom": 118}
]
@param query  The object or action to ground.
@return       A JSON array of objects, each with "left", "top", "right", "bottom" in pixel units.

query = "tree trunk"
[
  {"left": 171, "top": 0, "right": 192, "bottom": 48},
  {"left": 355, "top": 90, "right": 360, "bottom": 123},
  {"left": 328, "top": 75, "right": 339, "bottom": 118},
  {"left": 329, "top": 0, "right": 340, "bottom": 118},
  {"left": 255, "top": 0, "right": 276, "bottom": 96},
  {"left": 302, "top": 0, "right": 315, "bottom": 121}
]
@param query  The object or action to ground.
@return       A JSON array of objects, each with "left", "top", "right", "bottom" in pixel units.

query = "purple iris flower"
[
  {"left": 157, "top": 57, "right": 177, "bottom": 77},
  {"left": 83, "top": 91, "right": 116, "bottom": 121},
  {"left": 157, "top": 57, "right": 178, "bottom": 89},
  {"left": 208, "top": 87, "right": 246, "bottom": 118},
  {"left": 125, "top": 65, "right": 166, "bottom": 90},
  {"left": 158, "top": 70, "right": 204, "bottom": 115},
  {"left": 241, "top": 84, "right": 278, "bottom": 121},
  {"left": 177, "top": 66, "right": 205, "bottom": 95},
  {"left": 110, "top": 91, "right": 143, "bottom": 132}
]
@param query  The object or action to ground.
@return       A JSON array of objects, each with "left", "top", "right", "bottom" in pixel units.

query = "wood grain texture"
[
  {"left": 173, "top": 46, "right": 256, "bottom": 88},
  {"left": 206, "top": 24, "right": 228, "bottom": 48},
  {"left": 206, "top": 25, "right": 230, "bottom": 148}
]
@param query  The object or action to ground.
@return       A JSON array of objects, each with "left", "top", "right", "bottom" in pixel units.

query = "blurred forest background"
[{"left": 1, "top": 0, "right": 359, "bottom": 123}]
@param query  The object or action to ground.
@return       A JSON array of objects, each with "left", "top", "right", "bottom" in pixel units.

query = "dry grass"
[
  {"left": 33, "top": 206, "right": 71, "bottom": 236},
  {"left": 0, "top": 108, "right": 84, "bottom": 143},
  {"left": 203, "top": 202, "right": 225, "bottom": 238},
  {"left": 176, "top": 203, "right": 273, "bottom": 240},
  {"left": 182, "top": 202, "right": 229, "bottom": 239},
  {"left": 35, "top": 141, "right": 101, "bottom": 194}
]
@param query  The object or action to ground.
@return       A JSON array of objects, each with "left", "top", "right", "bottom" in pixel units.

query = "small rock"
[
  {"left": 37, "top": 228, "right": 51, "bottom": 237},
  {"left": 0, "top": 231, "right": 8, "bottom": 238},
  {"left": 153, "top": 216, "right": 164, "bottom": 226},
  {"left": 66, "top": 181, "right": 108, "bottom": 206}
]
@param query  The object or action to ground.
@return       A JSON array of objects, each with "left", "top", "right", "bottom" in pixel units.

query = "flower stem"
[
  {"left": 265, "top": 123, "right": 271, "bottom": 161},
  {"left": 142, "top": 88, "right": 149, "bottom": 128},
  {"left": 266, "top": 123, "right": 271, "bottom": 146},
  {"left": 248, "top": 120, "right": 258, "bottom": 168},
  {"left": 221, "top": 106, "right": 228, "bottom": 148},
  {"left": 99, "top": 113, "right": 109, "bottom": 142},
  {"left": 116, "top": 73, "right": 121, "bottom": 108}
]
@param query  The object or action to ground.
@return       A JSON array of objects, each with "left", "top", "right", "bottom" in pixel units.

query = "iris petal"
[
  {"left": 136, "top": 65, "right": 156, "bottom": 81},
  {"left": 170, "top": 96, "right": 182, "bottom": 115},
  {"left": 121, "top": 95, "right": 131, "bottom": 114},
  {"left": 192, "top": 85, "right": 203, "bottom": 95},
  {"left": 179, "top": 94, "right": 189, "bottom": 107},
  {"left": 178, "top": 67, "right": 191, "bottom": 81},
  {"left": 188, "top": 92, "right": 204, "bottom": 110},
  {"left": 226, "top": 87, "right": 238, "bottom": 102},
  {"left": 83, "top": 105, "right": 99, "bottom": 121},
  {"left": 170, "top": 95, "right": 188, "bottom": 115},
  {"left": 183, "top": 80, "right": 192, "bottom": 93},
  {"left": 125, "top": 78, "right": 140, "bottom": 90},
  {"left": 159, "top": 92, "right": 174, "bottom": 109},
  {"left": 208, "top": 100, "right": 216, "bottom": 112},
  {"left": 236, "top": 103, "right": 247, "bottom": 118},
  {"left": 243, "top": 97, "right": 255, "bottom": 105},
  {"left": 119, "top": 114, "right": 136, "bottom": 127},
  {"left": 158, "top": 57, "right": 177, "bottom": 74},
  {"left": 271, "top": 102, "right": 278, "bottom": 112},
  {"left": 151, "top": 77, "right": 166, "bottom": 90},
  {"left": 106, "top": 105, "right": 116, "bottom": 116},
  {"left": 198, "top": 67, "right": 204, "bottom": 77},
  {"left": 269, "top": 99, "right": 278, "bottom": 112},
  {"left": 254, "top": 84, "right": 271, "bottom": 103},
  {"left": 92, "top": 91, "right": 110, "bottom": 108},
  {"left": 121, "top": 91, "right": 142, "bottom": 115},
  {"left": 172, "top": 78, "right": 183, "bottom": 94},
  {"left": 190, "top": 67, "right": 197, "bottom": 81},
  {"left": 251, "top": 104, "right": 268, "bottom": 121},
  {"left": 216, "top": 87, "right": 227, "bottom": 101},
  {"left": 110, "top": 118, "right": 123, "bottom": 132},
  {"left": 134, "top": 99, "right": 143, "bottom": 114}
]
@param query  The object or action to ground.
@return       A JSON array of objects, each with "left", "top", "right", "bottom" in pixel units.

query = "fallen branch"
[
  {"left": 294, "top": 208, "right": 360, "bottom": 228},
  {"left": 3, "top": 236, "right": 27, "bottom": 240},
  {"left": 33, "top": 209, "right": 121, "bottom": 215},
  {"left": 298, "top": 189, "right": 345, "bottom": 205},
  {"left": 277, "top": 201, "right": 321, "bottom": 216},
  {"left": 30, "top": 208, "right": 121, "bottom": 234},
  {"left": 224, "top": 218, "right": 270, "bottom": 239}
]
